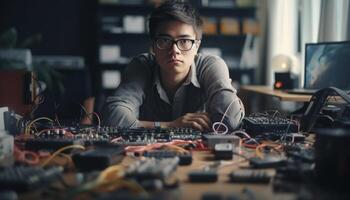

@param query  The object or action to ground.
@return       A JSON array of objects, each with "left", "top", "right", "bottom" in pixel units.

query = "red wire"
[
  {"left": 14, "top": 145, "right": 40, "bottom": 165},
  {"left": 242, "top": 143, "right": 258, "bottom": 149}
]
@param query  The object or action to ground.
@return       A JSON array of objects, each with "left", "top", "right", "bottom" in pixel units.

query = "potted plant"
[{"left": 0, "top": 27, "right": 64, "bottom": 116}]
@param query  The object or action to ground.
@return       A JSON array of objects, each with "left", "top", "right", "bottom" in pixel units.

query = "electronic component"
[
  {"left": 143, "top": 150, "right": 192, "bottom": 165},
  {"left": 229, "top": 169, "right": 271, "bottom": 183},
  {"left": 249, "top": 156, "right": 287, "bottom": 168},
  {"left": 0, "top": 166, "right": 63, "bottom": 192},
  {"left": 285, "top": 133, "right": 306, "bottom": 142},
  {"left": 0, "top": 130, "right": 14, "bottom": 167},
  {"left": 243, "top": 116, "right": 298, "bottom": 135},
  {"left": 24, "top": 138, "right": 84, "bottom": 151},
  {"left": 276, "top": 163, "right": 314, "bottom": 182},
  {"left": 214, "top": 143, "right": 233, "bottom": 160},
  {"left": 201, "top": 192, "right": 224, "bottom": 200},
  {"left": 22, "top": 125, "right": 203, "bottom": 146},
  {"left": 188, "top": 171, "right": 218, "bottom": 183},
  {"left": 286, "top": 148, "right": 315, "bottom": 163},
  {"left": 202, "top": 134, "right": 241, "bottom": 149},
  {"left": 125, "top": 157, "right": 179, "bottom": 182},
  {"left": 72, "top": 146, "right": 124, "bottom": 172},
  {"left": 3, "top": 110, "right": 23, "bottom": 135},
  {"left": 116, "top": 127, "right": 202, "bottom": 142},
  {"left": 188, "top": 161, "right": 221, "bottom": 183},
  {"left": 23, "top": 137, "right": 111, "bottom": 151}
]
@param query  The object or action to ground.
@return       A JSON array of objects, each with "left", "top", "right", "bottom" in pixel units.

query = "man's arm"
[
  {"left": 139, "top": 112, "right": 211, "bottom": 131},
  {"left": 200, "top": 55, "right": 245, "bottom": 130},
  {"left": 102, "top": 56, "right": 151, "bottom": 128}
]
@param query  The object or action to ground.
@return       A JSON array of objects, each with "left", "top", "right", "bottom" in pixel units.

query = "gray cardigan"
[{"left": 102, "top": 53, "right": 245, "bottom": 130}]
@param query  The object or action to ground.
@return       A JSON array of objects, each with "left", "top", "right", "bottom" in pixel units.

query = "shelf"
[
  {"left": 98, "top": 4, "right": 153, "bottom": 15},
  {"left": 200, "top": 6, "right": 256, "bottom": 17},
  {"left": 99, "top": 33, "right": 150, "bottom": 41},
  {"left": 203, "top": 34, "right": 246, "bottom": 40},
  {"left": 96, "top": 2, "right": 258, "bottom": 91},
  {"left": 201, "top": 35, "right": 246, "bottom": 55},
  {"left": 99, "top": 32, "right": 246, "bottom": 41},
  {"left": 98, "top": 4, "right": 256, "bottom": 18}
]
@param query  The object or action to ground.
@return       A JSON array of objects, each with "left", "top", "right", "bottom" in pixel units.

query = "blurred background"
[{"left": 0, "top": 0, "right": 349, "bottom": 123}]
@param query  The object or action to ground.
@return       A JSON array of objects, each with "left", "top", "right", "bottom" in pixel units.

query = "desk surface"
[
  {"left": 20, "top": 149, "right": 294, "bottom": 200},
  {"left": 120, "top": 151, "right": 287, "bottom": 200},
  {"left": 168, "top": 151, "right": 292, "bottom": 200},
  {"left": 240, "top": 85, "right": 312, "bottom": 102}
]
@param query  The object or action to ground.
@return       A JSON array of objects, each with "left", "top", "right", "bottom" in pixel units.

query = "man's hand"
[{"left": 166, "top": 112, "right": 211, "bottom": 131}]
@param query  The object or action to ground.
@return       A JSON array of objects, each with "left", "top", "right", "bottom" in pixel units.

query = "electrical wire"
[
  {"left": 84, "top": 112, "right": 101, "bottom": 127},
  {"left": 55, "top": 114, "right": 62, "bottom": 127},
  {"left": 231, "top": 130, "right": 260, "bottom": 149},
  {"left": 96, "top": 165, "right": 125, "bottom": 184},
  {"left": 67, "top": 165, "right": 147, "bottom": 198},
  {"left": 94, "top": 179, "right": 148, "bottom": 194},
  {"left": 124, "top": 140, "right": 190, "bottom": 155},
  {"left": 79, "top": 103, "right": 89, "bottom": 116},
  {"left": 79, "top": 103, "right": 95, "bottom": 124},
  {"left": 41, "top": 144, "right": 85, "bottom": 167},
  {"left": 36, "top": 128, "right": 74, "bottom": 138},
  {"left": 255, "top": 142, "right": 283, "bottom": 159},
  {"left": 212, "top": 97, "right": 238, "bottom": 134},
  {"left": 25, "top": 117, "right": 54, "bottom": 136},
  {"left": 14, "top": 145, "right": 40, "bottom": 165}
]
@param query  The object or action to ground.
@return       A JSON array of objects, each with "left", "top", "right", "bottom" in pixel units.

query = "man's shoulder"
[
  {"left": 195, "top": 53, "right": 227, "bottom": 72},
  {"left": 195, "top": 53, "right": 225, "bottom": 68},
  {"left": 196, "top": 53, "right": 223, "bottom": 62}
]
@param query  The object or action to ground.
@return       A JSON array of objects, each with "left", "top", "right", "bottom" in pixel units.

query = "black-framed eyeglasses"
[{"left": 154, "top": 38, "right": 200, "bottom": 51}]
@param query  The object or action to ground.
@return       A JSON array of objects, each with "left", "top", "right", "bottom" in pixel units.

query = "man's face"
[{"left": 153, "top": 20, "right": 200, "bottom": 76}]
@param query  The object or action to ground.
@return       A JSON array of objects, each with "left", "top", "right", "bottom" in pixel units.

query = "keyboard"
[
  {"left": 242, "top": 116, "right": 299, "bottom": 135},
  {"left": 0, "top": 166, "right": 63, "bottom": 192}
]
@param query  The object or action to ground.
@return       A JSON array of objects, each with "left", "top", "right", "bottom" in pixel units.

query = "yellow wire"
[
  {"left": 95, "top": 179, "right": 148, "bottom": 194},
  {"left": 72, "top": 165, "right": 147, "bottom": 195},
  {"left": 41, "top": 144, "right": 85, "bottom": 167},
  {"left": 96, "top": 165, "right": 125, "bottom": 183},
  {"left": 255, "top": 144, "right": 265, "bottom": 158},
  {"left": 25, "top": 117, "right": 54, "bottom": 136},
  {"left": 255, "top": 142, "right": 284, "bottom": 159},
  {"left": 93, "top": 164, "right": 148, "bottom": 194},
  {"left": 162, "top": 144, "right": 188, "bottom": 154}
]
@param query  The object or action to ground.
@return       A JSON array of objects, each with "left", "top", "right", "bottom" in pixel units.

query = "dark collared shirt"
[{"left": 102, "top": 53, "right": 245, "bottom": 130}]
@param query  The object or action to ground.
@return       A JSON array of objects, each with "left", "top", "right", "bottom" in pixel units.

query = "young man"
[{"left": 102, "top": 0, "right": 245, "bottom": 131}]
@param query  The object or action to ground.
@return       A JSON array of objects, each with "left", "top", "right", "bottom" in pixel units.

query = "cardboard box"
[
  {"left": 242, "top": 18, "right": 260, "bottom": 35},
  {"left": 201, "top": 16, "right": 218, "bottom": 35},
  {"left": 220, "top": 17, "right": 240, "bottom": 35}
]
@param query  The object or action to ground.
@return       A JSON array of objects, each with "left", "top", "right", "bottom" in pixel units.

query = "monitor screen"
[{"left": 304, "top": 41, "right": 350, "bottom": 90}]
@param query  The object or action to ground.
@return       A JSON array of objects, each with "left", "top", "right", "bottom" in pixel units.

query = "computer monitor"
[{"left": 304, "top": 41, "right": 350, "bottom": 90}]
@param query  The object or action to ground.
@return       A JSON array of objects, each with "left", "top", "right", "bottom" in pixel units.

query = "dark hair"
[{"left": 148, "top": 0, "right": 203, "bottom": 39}]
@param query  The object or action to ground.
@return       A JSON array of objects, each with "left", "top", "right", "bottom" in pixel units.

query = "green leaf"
[{"left": 33, "top": 64, "right": 65, "bottom": 96}]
